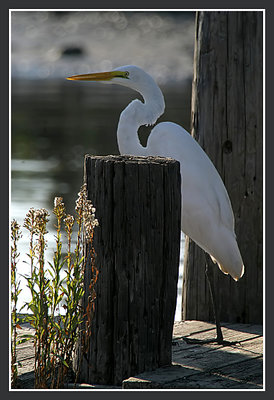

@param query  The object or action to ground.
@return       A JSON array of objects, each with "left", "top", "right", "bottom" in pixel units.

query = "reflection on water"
[{"left": 11, "top": 10, "right": 195, "bottom": 320}]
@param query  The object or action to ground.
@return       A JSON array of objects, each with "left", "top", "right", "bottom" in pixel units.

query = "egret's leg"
[
  {"left": 183, "top": 253, "right": 236, "bottom": 346},
  {"left": 204, "top": 253, "right": 223, "bottom": 344}
]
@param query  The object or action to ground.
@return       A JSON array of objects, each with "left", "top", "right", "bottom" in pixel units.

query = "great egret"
[{"left": 68, "top": 65, "right": 245, "bottom": 343}]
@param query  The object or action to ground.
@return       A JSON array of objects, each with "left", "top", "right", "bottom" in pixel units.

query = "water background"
[{"left": 11, "top": 11, "right": 195, "bottom": 320}]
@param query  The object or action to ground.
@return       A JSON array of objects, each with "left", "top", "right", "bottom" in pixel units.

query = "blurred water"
[
  {"left": 11, "top": 11, "right": 195, "bottom": 83},
  {"left": 11, "top": 11, "right": 195, "bottom": 320}
]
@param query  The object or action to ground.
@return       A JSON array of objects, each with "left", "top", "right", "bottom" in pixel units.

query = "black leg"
[
  {"left": 183, "top": 253, "right": 236, "bottom": 346},
  {"left": 204, "top": 253, "right": 223, "bottom": 344}
]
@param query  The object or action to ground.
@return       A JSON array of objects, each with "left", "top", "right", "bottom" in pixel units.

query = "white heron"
[{"left": 67, "top": 65, "right": 245, "bottom": 344}]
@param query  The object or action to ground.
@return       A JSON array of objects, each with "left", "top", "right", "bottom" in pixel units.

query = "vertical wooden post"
[
  {"left": 75, "top": 155, "right": 181, "bottom": 385},
  {"left": 182, "top": 11, "right": 263, "bottom": 323}
]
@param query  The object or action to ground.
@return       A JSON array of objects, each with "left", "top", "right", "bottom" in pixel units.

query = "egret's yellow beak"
[{"left": 67, "top": 70, "right": 129, "bottom": 81}]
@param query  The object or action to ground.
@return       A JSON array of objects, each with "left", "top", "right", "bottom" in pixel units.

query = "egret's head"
[{"left": 67, "top": 65, "right": 160, "bottom": 97}]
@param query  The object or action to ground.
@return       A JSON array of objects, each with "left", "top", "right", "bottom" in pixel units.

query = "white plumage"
[{"left": 68, "top": 65, "right": 244, "bottom": 281}]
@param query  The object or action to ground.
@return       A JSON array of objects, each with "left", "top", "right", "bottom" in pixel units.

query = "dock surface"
[{"left": 16, "top": 320, "right": 263, "bottom": 389}]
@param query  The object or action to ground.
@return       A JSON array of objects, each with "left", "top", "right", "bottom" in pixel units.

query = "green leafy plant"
[{"left": 10, "top": 184, "right": 99, "bottom": 388}]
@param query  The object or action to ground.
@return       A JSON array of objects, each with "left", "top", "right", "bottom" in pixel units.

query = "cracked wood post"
[
  {"left": 75, "top": 155, "right": 181, "bottom": 385},
  {"left": 182, "top": 11, "right": 263, "bottom": 324}
]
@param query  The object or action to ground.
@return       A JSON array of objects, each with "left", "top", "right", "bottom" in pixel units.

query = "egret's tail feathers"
[
  {"left": 214, "top": 258, "right": 245, "bottom": 281},
  {"left": 210, "top": 255, "right": 228, "bottom": 274},
  {"left": 233, "top": 264, "right": 245, "bottom": 281},
  {"left": 207, "top": 234, "right": 245, "bottom": 281},
  {"left": 210, "top": 255, "right": 218, "bottom": 265},
  {"left": 209, "top": 254, "right": 245, "bottom": 281}
]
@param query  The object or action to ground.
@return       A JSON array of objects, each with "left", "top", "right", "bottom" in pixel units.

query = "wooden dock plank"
[
  {"left": 123, "top": 354, "right": 263, "bottom": 389},
  {"left": 172, "top": 320, "right": 215, "bottom": 338},
  {"left": 177, "top": 321, "right": 262, "bottom": 341},
  {"left": 237, "top": 336, "right": 263, "bottom": 354},
  {"left": 212, "top": 356, "right": 263, "bottom": 386},
  {"left": 123, "top": 321, "right": 263, "bottom": 389},
  {"left": 174, "top": 346, "right": 260, "bottom": 373},
  {"left": 15, "top": 321, "right": 263, "bottom": 389}
]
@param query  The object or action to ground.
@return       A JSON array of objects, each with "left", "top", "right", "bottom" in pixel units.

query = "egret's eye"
[{"left": 114, "top": 71, "right": 129, "bottom": 79}]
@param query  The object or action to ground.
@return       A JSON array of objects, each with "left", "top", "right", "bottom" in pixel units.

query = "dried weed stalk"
[
  {"left": 11, "top": 220, "right": 22, "bottom": 388},
  {"left": 10, "top": 184, "right": 99, "bottom": 389}
]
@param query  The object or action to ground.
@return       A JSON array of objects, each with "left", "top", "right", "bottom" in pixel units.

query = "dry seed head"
[
  {"left": 64, "top": 214, "right": 74, "bottom": 234},
  {"left": 64, "top": 214, "right": 74, "bottom": 227},
  {"left": 24, "top": 208, "right": 49, "bottom": 234},
  {"left": 54, "top": 197, "right": 63, "bottom": 208},
  {"left": 23, "top": 208, "right": 36, "bottom": 232},
  {"left": 53, "top": 197, "right": 65, "bottom": 219},
  {"left": 11, "top": 219, "right": 22, "bottom": 242},
  {"left": 83, "top": 199, "right": 99, "bottom": 238},
  {"left": 75, "top": 184, "right": 89, "bottom": 227},
  {"left": 75, "top": 183, "right": 99, "bottom": 236},
  {"left": 34, "top": 208, "right": 50, "bottom": 234},
  {"left": 75, "top": 184, "right": 88, "bottom": 216}
]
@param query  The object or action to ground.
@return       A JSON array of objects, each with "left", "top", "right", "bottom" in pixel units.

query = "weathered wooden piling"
[
  {"left": 75, "top": 155, "right": 181, "bottom": 385},
  {"left": 182, "top": 11, "right": 263, "bottom": 324}
]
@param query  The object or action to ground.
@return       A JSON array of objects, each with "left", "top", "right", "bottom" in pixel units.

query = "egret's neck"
[{"left": 117, "top": 84, "right": 165, "bottom": 155}]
